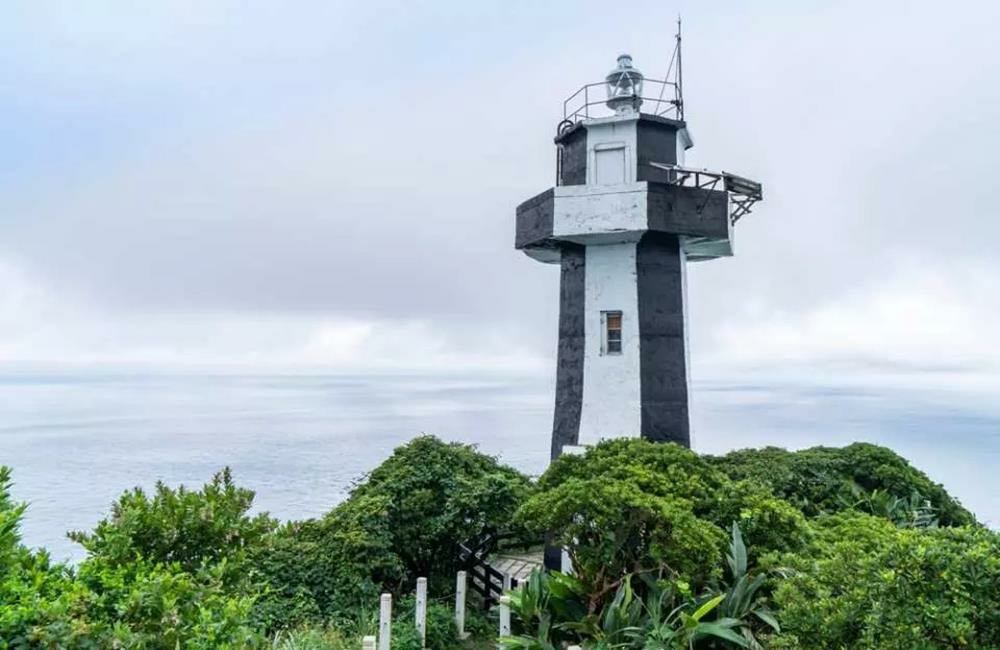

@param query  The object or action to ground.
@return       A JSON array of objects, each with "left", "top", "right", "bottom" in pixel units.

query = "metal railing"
[
  {"left": 651, "top": 162, "right": 763, "bottom": 224},
  {"left": 561, "top": 78, "right": 683, "bottom": 129}
]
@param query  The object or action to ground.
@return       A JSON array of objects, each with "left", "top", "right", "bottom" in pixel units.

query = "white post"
[
  {"left": 498, "top": 595, "right": 511, "bottom": 638},
  {"left": 502, "top": 572, "right": 512, "bottom": 593},
  {"left": 568, "top": 646, "right": 582, "bottom": 650},
  {"left": 455, "top": 570, "right": 468, "bottom": 639},
  {"left": 378, "top": 593, "right": 392, "bottom": 650},
  {"left": 416, "top": 577, "right": 428, "bottom": 648},
  {"left": 362, "top": 636, "right": 376, "bottom": 650}
]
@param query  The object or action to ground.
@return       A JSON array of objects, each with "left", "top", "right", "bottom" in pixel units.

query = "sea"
[{"left": 1, "top": 369, "right": 996, "bottom": 562}]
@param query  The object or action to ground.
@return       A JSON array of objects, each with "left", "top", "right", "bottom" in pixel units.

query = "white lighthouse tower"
[{"left": 515, "top": 45, "right": 762, "bottom": 459}]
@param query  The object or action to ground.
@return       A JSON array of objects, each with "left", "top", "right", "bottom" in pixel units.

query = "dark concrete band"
[
  {"left": 550, "top": 244, "right": 586, "bottom": 460},
  {"left": 636, "top": 232, "right": 690, "bottom": 447}
]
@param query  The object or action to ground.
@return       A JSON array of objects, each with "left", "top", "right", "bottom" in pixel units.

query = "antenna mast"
[{"left": 676, "top": 15, "right": 683, "bottom": 119}]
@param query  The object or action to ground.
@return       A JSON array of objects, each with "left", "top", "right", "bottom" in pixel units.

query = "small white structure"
[
  {"left": 498, "top": 594, "right": 512, "bottom": 639},
  {"left": 378, "top": 593, "right": 392, "bottom": 650},
  {"left": 455, "top": 570, "right": 468, "bottom": 639},
  {"left": 415, "top": 577, "right": 428, "bottom": 648}
]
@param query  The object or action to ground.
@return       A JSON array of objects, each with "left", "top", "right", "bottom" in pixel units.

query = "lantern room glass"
[{"left": 605, "top": 54, "right": 644, "bottom": 114}]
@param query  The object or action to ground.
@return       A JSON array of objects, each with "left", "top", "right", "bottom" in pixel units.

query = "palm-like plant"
[
  {"left": 502, "top": 524, "right": 783, "bottom": 650},
  {"left": 715, "top": 523, "right": 780, "bottom": 649},
  {"left": 635, "top": 588, "right": 750, "bottom": 649}
]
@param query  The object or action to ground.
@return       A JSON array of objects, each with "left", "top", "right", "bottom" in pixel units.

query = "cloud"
[
  {"left": 0, "top": 257, "right": 546, "bottom": 373},
  {"left": 702, "top": 256, "right": 1000, "bottom": 399},
  {"left": 1, "top": 0, "right": 999, "bottom": 388}
]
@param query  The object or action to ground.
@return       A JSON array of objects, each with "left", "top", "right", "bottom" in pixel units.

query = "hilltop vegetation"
[{"left": 1, "top": 436, "right": 996, "bottom": 648}]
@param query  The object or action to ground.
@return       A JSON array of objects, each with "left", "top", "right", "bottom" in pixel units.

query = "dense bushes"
[
  {"left": 2, "top": 436, "right": 997, "bottom": 649},
  {"left": 0, "top": 467, "right": 265, "bottom": 648},
  {"left": 253, "top": 436, "right": 533, "bottom": 630},
  {"left": 2, "top": 438, "right": 521, "bottom": 647},
  {"left": 512, "top": 439, "right": 997, "bottom": 649},
  {"left": 251, "top": 495, "right": 406, "bottom": 630},
  {"left": 710, "top": 443, "right": 975, "bottom": 526},
  {"left": 501, "top": 524, "right": 781, "bottom": 650},
  {"left": 351, "top": 435, "right": 535, "bottom": 580},
  {"left": 766, "top": 512, "right": 999, "bottom": 649},
  {"left": 516, "top": 439, "right": 807, "bottom": 612}
]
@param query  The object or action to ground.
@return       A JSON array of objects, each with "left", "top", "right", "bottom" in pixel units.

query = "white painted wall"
[
  {"left": 584, "top": 115, "right": 639, "bottom": 185},
  {"left": 553, "top": 183, "right": 647, "bottom": 242},
  {"left": 578, "top": 242, "right": 642, "bottom": 445}
]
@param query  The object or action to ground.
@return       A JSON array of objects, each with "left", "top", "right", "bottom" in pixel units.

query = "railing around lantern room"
[{"left": 560, "top": 78, "right": 683, "bottom": 131}]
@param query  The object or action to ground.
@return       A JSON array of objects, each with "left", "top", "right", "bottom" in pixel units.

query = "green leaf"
[
  {"left": 752, "top": 607, "right": 780, "bottom": 632},
  {"left": 694, "top": 622, "right": 752, "bottom": 647},
  {"left": 691, "top": 594, "right": 725, "bottom": 622}
]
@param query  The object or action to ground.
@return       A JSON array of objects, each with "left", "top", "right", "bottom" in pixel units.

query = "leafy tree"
[
  {"left": 1, "top": 466, "right": 266, "bottom": 648},
  {"left": 517, "top": 439, "right": 807, "bottom": 611},
  {"left": 517, "top": 476, "right": 725, "bottom": 610},
  {"left": 69, "top": 467, "right": 276, "bottom": 584},
  {"left": 252, "top": 494, "right": 404, "bottom": 631},
  {"left": 253, "top": 436, "right": 533, "bottom": 631},
  {"left": 73, "top": 558, "right": 265, "bottom": 649},
  {"left": 710, "top": 443, "right": 974, "bottom": 526},
  {"left": 765, "top": 512, "right": 1000, "bottom": 649},
  {"left": 350, "top": 436, "right": 535, "bottom": 581},
  {"left": 501, "top": 525, "right": 781, "bottom": 650}
]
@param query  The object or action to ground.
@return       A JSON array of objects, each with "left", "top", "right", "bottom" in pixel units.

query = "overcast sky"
[{"left": 2, "top": 1, "right": 999, "bottom": 391}]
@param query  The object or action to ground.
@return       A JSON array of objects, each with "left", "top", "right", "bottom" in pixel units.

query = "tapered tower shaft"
[{"left": 515, "top": 55, "right": 761, "bottom": 459}]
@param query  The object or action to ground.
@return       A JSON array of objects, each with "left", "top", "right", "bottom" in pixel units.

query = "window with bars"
[{"left": 602, "top": 311, "right": 622, "bottom": 355}]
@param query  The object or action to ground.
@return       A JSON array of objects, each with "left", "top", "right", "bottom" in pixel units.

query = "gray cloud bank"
[{"left": 2, "top": 0, "right": 999, "bottom": 393}]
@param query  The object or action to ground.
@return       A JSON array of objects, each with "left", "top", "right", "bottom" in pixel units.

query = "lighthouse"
[{"left": 515, "top": 49, "right": 762, "bottom": 460}]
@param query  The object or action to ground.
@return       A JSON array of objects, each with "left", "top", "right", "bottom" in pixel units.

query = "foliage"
[
  {"left": 711, "top": 480, "right": 808, "bottom": 560},
  {"left": 765, "top": 512, "right": 1000, "bottom": 649},
  {"left": 503, "top": 570, "right": 589, "bottom": 648},
  {"left": 271, "top": 626, "right": 356, "bottom": 650},
  {"left": 0, "top": 466, "right": 265, "bottom": 649},
  {"left": 75, "top": 559, "right": 264, "bottom": 649},
  {"left": 3, "top": 435, "right": 994, "bottom": 649},
  {"left": 252, "top": 495, "right": 403, "bottom": 631},
  {"left": 68, "top": 467, "right": 277, "bottom": 585},
  {"left": 501, "top": 525, "right": 780, "bottom": 650},
  {"left": 390, "top": 598, "right": 462, "bottom": 650},
  {"left": 710, "top": 443, "right": 974, "bottom": 526},
  {"left": 516, "top": 439, "right": 807, "bottom": 612},
  {"left": 253, "top": 436, "right": 532, "bottom": 631},
  {"left": 351, "top": 435, "right": 535, "bottom": 580},
  {"left": 517, "top": 476, "right": 725, "bottom": 610},
  {"left": 715, "top": 523, "right": 781, "bottom": 649}
]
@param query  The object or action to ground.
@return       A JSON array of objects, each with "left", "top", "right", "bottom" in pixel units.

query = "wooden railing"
[{"left": 457, "top": 531, "right": 525, "bottom": 608}]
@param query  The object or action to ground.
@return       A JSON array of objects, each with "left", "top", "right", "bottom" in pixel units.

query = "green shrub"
[
  {"left": 252, "top": 494, "right": 404, "bottom": 631},
  {"left": 69, "top": 467, "right": 276, "bottom": 583},
  {"left": 766, "top": 512, "right": 1000, "bottom": 649},
  {"left": 502, "top": 525, "right": 780, "bottom": 650},
  {"left": 76, "top": 558, "right": 265, "bottom": 649},
  {"left": 351, "top": 436, "right": 535, "bottom": 581},
  {"left": 536, "top": 438, "right": 729, "bottom": 512},
  {"left": 254, "top": 436, "right": 533, "bottom": 630},
  {"left": 0, "top": 466, "right": 90, "bottom": 648},
  {"left": 710, "top": 443, "right": 974, "bottom": 526},
  {"left": 711, "top": 479, "right": 809, "bottom": 559},
  {"left": 1, "top": 466, "right": 266, "bottom": 649},
  {"left": 517, "top": 439, "right": 807, "bottom": 611},
  {"left": 517, "top": 476, "right": 725, "bottom": 607},
  {"left": 271, "top": 626, "right": 356, "bottom": 650},
  {"left": 390, "top": 598, "right": 461, "bottom": 650}
]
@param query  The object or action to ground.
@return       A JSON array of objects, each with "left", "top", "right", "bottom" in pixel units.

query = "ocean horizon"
[{"left": 2, "top": 368, "right": 996, "bottom": 562}]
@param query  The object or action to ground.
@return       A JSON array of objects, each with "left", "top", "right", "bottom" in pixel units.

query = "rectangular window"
[{"left": 602, "top": 311, "right": 623, "bottom": 355}]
